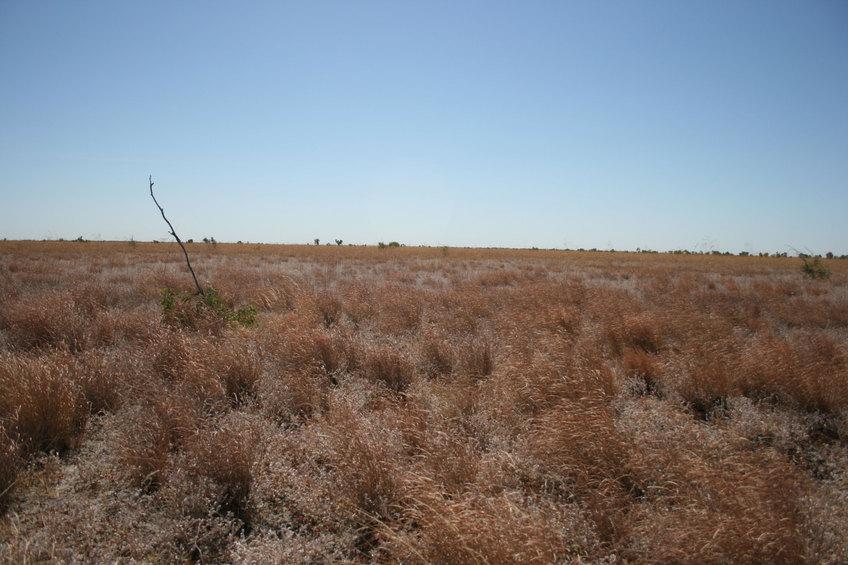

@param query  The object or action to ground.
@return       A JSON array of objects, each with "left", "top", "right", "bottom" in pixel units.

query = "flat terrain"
[{"left": 1, "top": 241, "right": 847, "bottom": 563}]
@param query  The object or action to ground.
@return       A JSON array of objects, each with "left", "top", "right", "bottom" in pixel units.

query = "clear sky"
[{"left": 1, "top": 1, "right": 846, "bottom": 253}]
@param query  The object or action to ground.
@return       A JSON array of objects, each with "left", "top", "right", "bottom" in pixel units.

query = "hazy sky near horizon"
[{"left": 1, "top": 1, "right": 846, "bottom": 253}]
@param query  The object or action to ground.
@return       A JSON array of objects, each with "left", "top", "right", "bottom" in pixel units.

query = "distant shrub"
[
  {"left": 800, "top": 257, "right": 830, "bottom": 279},
  {"left": 160, "top": 286, "right": 257, "bottom": 330}
]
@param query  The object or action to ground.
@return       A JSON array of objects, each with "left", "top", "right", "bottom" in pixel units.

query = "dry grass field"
[{"left": 1, "top": 240, "right": 846, "bottom": 564}]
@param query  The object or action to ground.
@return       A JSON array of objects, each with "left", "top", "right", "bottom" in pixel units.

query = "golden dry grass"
[{"left": 0, "top": 240, "right": 846, "bottom": 563}]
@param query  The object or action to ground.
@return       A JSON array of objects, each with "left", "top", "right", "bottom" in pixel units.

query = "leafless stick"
[{"left": 149, "top": 175, "right": 204, "bottom": 296}]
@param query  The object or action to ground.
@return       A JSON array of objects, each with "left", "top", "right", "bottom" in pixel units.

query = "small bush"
[
  {"left": 161, "top": 286, "right": 257, "bottom": 331},
  {"left": 801, "top": 257, "right": 831, "bottom": 279}
]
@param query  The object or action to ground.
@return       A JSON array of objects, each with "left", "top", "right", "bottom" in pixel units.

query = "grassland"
[{"left": 1, "top": 240, "right": 846, "bottom": 563}]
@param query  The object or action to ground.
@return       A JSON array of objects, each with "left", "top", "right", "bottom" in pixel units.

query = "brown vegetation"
[{"left": 0, "top": 240, "right": 846, "bottom": 563}]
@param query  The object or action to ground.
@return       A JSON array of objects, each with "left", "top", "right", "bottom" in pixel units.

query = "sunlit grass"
[{"left": 0, "top": 240, "right": 846, "bottom": 563}]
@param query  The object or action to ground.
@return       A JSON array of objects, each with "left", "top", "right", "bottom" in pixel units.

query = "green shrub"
[
  {"left": 800, "top": 257, "right": 830, "bottom": 279},
  {"left": 160, "top": 286, "right": 257, "bottom": 330}
]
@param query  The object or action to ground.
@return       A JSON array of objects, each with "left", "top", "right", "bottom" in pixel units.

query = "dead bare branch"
[{"left": 149, "top": 175, "right": 204, "bottom": 296}]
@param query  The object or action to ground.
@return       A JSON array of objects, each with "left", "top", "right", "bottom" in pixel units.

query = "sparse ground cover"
[{"left": 0, "top": 240, "right": 846, "bottom": 564}]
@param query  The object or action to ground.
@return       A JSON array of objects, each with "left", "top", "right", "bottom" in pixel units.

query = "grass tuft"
[{"left": 0, "top": 350, "right": 88, "bottom": 454}]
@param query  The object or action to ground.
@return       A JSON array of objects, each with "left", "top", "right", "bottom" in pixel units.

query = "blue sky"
[{"left": 1, "top": 1, "right": 846, "bottom": 253}]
